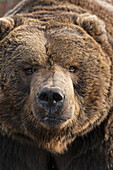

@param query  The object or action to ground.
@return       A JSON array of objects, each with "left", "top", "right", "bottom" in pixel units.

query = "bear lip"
[
  {"left": 41, "top": 116, "right": 68, "bottom": 121},
  {"left": 40, "top": 116, "right": 70, "bottom": 127},
  {"left": 43, "top": 116, "right": 57, "bottom": 121}
]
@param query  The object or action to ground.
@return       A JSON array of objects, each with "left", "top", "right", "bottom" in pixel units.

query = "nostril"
[
  {"left": 38, "top": 92, "right": 48, "bottom": 102},
  {"left": 38, "top": 89, "right": 65, "bottom": 107},
  {"left": 53, "top": 92, "right": 63, "bottom": 102},
  {"left": 38, "top": 89, "right": 65, "bottom": 113}
]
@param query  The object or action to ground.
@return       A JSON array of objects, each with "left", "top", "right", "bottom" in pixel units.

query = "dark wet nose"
[{"left": 38, "top": 89, "right": 65, "bottom": 113}]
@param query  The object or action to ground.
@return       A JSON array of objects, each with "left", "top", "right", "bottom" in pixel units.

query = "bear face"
[{"left": 0, "top": 16, "right": 111, "bottom": 154}]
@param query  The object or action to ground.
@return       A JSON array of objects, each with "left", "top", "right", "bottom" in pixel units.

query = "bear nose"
[{"left": 38, "top": 89, "right": 65, "bottom": 113}]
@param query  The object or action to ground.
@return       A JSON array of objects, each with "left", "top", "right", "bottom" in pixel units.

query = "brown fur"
[{"left": 0, "top": 0, "right": 113, "bottom": 170}]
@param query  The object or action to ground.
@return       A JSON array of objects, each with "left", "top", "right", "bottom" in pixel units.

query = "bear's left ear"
[
  {"left": 0, "top": 17, "right": 15, "bottom": 40},
  {"left": 76, "top": 13, "right": 108, "bottom": 45}
]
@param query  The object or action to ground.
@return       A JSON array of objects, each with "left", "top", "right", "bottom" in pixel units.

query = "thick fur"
[{"left": 0, "top": 0, "right": 113, "bottom": 170}]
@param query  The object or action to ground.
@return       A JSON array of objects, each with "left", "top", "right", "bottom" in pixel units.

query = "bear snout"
[{"left": 38, "top": 88, "right": 65, "bottom": 115}]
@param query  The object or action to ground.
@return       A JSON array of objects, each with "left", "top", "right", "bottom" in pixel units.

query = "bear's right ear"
[{"left": 0, "top": 17, "right": 15, "bottom": 40}]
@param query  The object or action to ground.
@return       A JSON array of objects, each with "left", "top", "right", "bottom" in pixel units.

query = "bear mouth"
[
  {"left": 42, "top": 116, "right": 58, "bottom": 121},
  {"left": 40, "top": 116, "right": 69, "bottom": 128},
  {"left": 41, "top": 116, "right": 67, "bottom": 122}
]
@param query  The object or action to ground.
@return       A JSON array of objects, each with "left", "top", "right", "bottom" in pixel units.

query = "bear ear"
[
  {"left": 0, "top": 17, "right": 15, "bottom": 40},
  {"left": 76, "top": 13, "right": 108, "bottom": 45}
]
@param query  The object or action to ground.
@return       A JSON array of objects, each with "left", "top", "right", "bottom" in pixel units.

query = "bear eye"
[
  {"left": 68, "top": 66, "right": 78, "bottom": 73},
  {"left": 24, "top": 67, "right": 36, "bottom": 75}
]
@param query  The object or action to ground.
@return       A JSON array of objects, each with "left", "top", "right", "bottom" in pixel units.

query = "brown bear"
[{"left": 0, "top": 0, "right": 113, "bottom": 170}]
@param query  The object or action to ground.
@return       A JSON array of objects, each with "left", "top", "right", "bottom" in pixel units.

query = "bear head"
[{"left": 0, "top": 10, "right": 112, "bottom": 153}]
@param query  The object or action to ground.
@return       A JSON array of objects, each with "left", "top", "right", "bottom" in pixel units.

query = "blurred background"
[{"left": 0, "top": 0, "right": 21, "bottom": 17}]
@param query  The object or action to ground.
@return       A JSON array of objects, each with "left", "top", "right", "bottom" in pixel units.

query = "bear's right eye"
[{"left": 24, "top": 68, "right": 36, "bottom": 75}]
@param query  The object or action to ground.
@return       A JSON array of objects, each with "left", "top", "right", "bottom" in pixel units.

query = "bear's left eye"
[
  {"left": 68, "top": 66, "right": 78, "bottom": 73},
  {"left": 24, "top": 68, "right": 36, "bottom": 75}
]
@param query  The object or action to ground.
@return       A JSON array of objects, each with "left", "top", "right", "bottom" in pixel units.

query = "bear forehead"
[{"left": 3, "top": 22, "right": 104, "bottom": 66}]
